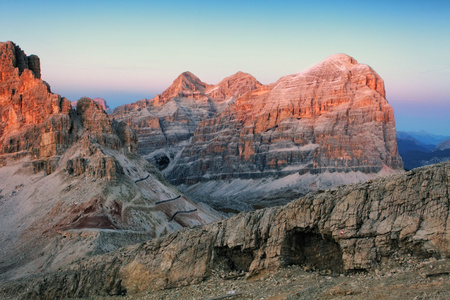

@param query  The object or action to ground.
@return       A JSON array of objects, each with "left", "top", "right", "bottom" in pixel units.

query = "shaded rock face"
[
  {"left": 397, "top": 133, "right": 450, "bottom": 170},
  {"left": 3, "top": 161, "right": 448, "bottom": 299},
  {"left": 0, "top": 42, "right": 221, "bottom": 282},
  {"left": 435, "top": 139, "right": 450, "bottom": 151},
  {"left": 113, "top": 71, "right": 262, "bottom": 171}
]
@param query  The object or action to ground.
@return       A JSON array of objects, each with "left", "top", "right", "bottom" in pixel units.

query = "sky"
[{"left": 1, "top": 0, "right": 449, "bottom": 135}]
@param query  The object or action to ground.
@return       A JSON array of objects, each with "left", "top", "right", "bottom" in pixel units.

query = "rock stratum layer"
[
  {"left": 0, "top": 42, "right": 220, "bottom": 281},
  {"left": 114, "top": 54, "right": 403, "bottom": 210},
  {"left": 1, "top": 161, "right": 448, "bottom": 299}
]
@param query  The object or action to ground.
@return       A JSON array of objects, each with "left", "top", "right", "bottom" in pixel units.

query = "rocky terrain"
[
  {"left": 1, "top": 160, "right": 448, "bottom": 299},
  {"left": 84, "top": 258, "right": 450, "bottom": 299},
  {"left": 0, "top": 41, "right": 221, "bottom": 282},
  {"left": 115, "top": 54, "right": 404, "bottom": 211}
]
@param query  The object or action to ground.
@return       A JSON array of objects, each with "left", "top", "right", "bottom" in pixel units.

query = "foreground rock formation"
[
  {"left": 114, "top": 54, "right": 404, "bottom": 211},
  {"left": 0, "top": 41, "right": 220, "bottom": 281},
  {"left": 1, "top": 161, "right": 448, "bottom": 299}
]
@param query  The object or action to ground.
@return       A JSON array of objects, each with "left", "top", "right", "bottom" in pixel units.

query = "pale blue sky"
[{"left": 1, "top": 0, "right": 449, "bottom": 134}]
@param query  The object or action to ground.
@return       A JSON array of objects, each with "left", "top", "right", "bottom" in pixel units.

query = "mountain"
[
  {"left": 2, "top": 160, "right": 448, "bottom": 299},
  {"left": 397, "top": 130, "right": 450, "bottom": 146},
  {"left": 71, "top": 97, "right": 112, "bottom": 114},
  {"left": 115, "top": 54, "right": 403, "bottom": 211},
  {"left": 396, "top": 132, "right": 435, "bottom": 153},
  {"left": 397, "top": 131, "right": 450, "bottom": 170},
  {"left": 435, "top": 139, "right": 450, "bottom": 151},
  {"left": 113, "top": 71, "right": 262, "bottom": 171},
  {"left": 0, "top": 41, "right": 221, "bottom": 281}
]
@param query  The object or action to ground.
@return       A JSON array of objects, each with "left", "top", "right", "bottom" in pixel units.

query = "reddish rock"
[
  {"left": 71, "top": 97, "right": 112, "bottom": 114},
  {"left": 169, "top": 54, "right": 403, "bottom": 185},
  {"left": 0, "top": 41, "right": 222, "bottom": 282},
  {"left": 0, "top": 41, "right": 73, "bottom": 158},
  {"left": 113, "top": 71, "right": 262, "bottom": 170}
]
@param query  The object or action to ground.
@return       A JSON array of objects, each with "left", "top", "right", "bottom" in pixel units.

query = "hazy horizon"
[{"left": 1, "top": 0, "right": 449, "bottom": 135}]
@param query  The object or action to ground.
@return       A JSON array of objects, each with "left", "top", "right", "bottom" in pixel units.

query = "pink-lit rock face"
[
  {"left": 0, "top": 42, "right": 136, "bottom": 161},
  {"left": 0, "top": 41, "right": 73, "bottom": 158},
  {"left": 0, "top": 42, "right": 222, "bottom": 281},
  {"left": 113, "top": 71, "right": 262, "bottom": 170},
  {"left": 169, "top": 54, "right": 403, "bottom": 185},
  {"left": 113, "top": 54, "right": 403, "bottom": 210}
]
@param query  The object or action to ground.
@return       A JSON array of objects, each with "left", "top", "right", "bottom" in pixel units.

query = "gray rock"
[{"left": 2, "top": 161, "right": 448, "bottom": 299}]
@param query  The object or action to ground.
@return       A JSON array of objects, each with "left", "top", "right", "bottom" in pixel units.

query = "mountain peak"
[
  {"left": 71, "top": 97, "right": 112, "bottom": 114},
  {"left": 206, "top": 71, "right": 263, "bottom": 101},
  {"left": 277, "top": 53, "right": 384, "bottom": 97},
  {"left": 323, "top": 53, "right": 357, "bottom": 64},
  {"left": 160, "top": 71, "right": 210, "bottom": 100}
]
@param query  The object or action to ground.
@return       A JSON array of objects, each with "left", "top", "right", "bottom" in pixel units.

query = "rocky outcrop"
[
  {"left": 71, "top": 97, "right": 112, "bottom": 114},
  {"left": 0, "top": 41, "right": 73, "bottom": 160},
  {"left": 113, "top": 71, "right": 262, "bottom": 171},
  {"left": 0, "top": 41, "right": 221, "bottom": 282},
  {"left": 2, "top": 161, "right": 448, "bottom": 299}
]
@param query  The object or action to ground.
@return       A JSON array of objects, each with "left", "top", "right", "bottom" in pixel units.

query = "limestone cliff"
[
  {"left": 113, "top": 71, "right": 262, "bottom": 171},
  {"left": 170, "top": 54, "right": 404, "bottom": 210},
  {"left": 2, "top": 161, "right": 447, "bottom": 299},
  {"left": 113, "top": 54, "right": 403, "bottom": 211},
  {"left": 0, "top": 42, "right": 221, "bottom": 281}
]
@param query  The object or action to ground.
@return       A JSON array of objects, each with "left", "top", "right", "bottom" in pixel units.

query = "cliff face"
[
  {"left": 0, "top": 42, "right": 221, "bottom": 281},
  {"left": 114, "top": 54, "right": 403, "bottom": 211},
  {"left": 170, "top": 54, "right": 401, "bottom": 183},
  {"left": 2, "top": 161, "right": 447, "bottom": 299},
  {"left": 169, "top": 54, "right": 403, "bottom": 210},
  {"left": 0, "top": 42, "right": 73, "bottom": 159},
  {"left": 113, "top": 71, "right": 262, "bottom": 171}
]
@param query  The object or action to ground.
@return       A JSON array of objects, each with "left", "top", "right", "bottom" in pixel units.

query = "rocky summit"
[
  {"left": 1, "top": 161, "right": 448, "bottom": 299},
  {"left": 113, "top": 71, "right": 262, "bottom": 173},
  {"left": 115, "top": 54, "right": 404, "bottom": 211},
  {"left": 71, "top": 97, "right": 113, "bottom": 114},
  {"left": 0, "top": 42, "right": 220, "bottom": 282}
]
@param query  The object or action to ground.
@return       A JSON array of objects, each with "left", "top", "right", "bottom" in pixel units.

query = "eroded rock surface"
[
  {"left": 113, "top": 71, "right": 262, "bottom": 171},
  {"left": 0, "top": 42, "right": 221, "bottom": 282},
  {"left": 114, "top": 54, "right": 404, "bottom": 211},
  {"left": 2, "top": 161, "right": 448, "bottom": 299}
]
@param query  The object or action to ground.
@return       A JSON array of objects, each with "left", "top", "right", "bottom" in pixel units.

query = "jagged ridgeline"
[
  {"left": 114, "top": 54, "right": 404, "bottom": 211},
  {"left": 0, "top": 41, "right": 221, "bottom": 281}
]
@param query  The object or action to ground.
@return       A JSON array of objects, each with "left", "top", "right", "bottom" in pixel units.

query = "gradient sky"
[{"left": 1, "top": 0, "right": 449, "bottom": 135}]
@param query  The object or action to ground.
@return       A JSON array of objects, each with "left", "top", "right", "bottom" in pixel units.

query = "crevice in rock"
[
  {"left": 154, "top": 154, "right": 170, "bottom": 170},
  {"left": 214, "top": 246, "right": 254, "bottom": 272},
  {"left": 282, "top": 229, "right": 344, "bottom": 274}
]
